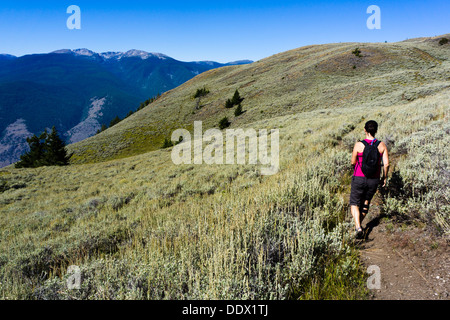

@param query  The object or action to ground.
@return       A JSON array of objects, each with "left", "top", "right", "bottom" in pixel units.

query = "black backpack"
[{"left": 361, "top": 139, "right": 381, "bottom": 178}]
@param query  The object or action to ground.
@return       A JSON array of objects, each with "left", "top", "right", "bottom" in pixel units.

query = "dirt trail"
[{"left": 357, "top": 194, "right": 449, "bottom": 300}]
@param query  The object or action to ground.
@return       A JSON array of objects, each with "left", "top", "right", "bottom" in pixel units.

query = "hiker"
[{"left": 350, "top": 120, "right": 389, "bottom": 238}]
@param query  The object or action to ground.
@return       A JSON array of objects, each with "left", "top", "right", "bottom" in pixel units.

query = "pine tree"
[
  {"left": 234, "top": 103, "right": 243, "bottom": 116},
  {"left": 109, "top": 116, "right": 121, "bottom": 127},
  {"left": 231, "top": 89, "right": 243, "bottom": 105},
  {"left": 15, "top": 127, "right": 71, "bottom": 168},
  {"left": 194, "top": 87, "right": 210, "bottom": 98},
  {"left": 219, "top": 117, "right": 230, "bottom": 129},
  {"left": 15, "top": 134, "right": 45, "bottom": 168},
  {"left": 45, "top": 126, "right": 71, "bottom": 166},
  {"left": 225, "top": 99, "right": 234, "bottom": 109}
]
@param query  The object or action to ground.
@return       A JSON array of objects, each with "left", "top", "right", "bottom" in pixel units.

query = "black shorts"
[{"left": 349, "top": 176, "right": 380, "bottom": 206}]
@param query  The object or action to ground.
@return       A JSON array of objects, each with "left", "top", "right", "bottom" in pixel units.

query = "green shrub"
[
  {"left": 0, "top": 179, "right": 8, "bottom": 193},
  {"left": 381, "top": 120, "right": 450, "bottom": 235},
  {"left": 352, "top": 48, "right": 362, "bottom": 57},
  {"left": 162, "top": 138, "right": 173, "bottom": 148},
  {"left": 193, "top": 87, "right": 210, "bottom": 98},
  {"left": 439, "top": 38, "right": 448, "bottom": 46}
]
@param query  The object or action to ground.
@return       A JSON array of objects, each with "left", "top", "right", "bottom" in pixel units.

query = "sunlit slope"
[
  {"left": 1, "top": 85, "right": 448, "bottom": 299},
  {"left": 68, "top": 35, "right": 450, "bottom": 164}
]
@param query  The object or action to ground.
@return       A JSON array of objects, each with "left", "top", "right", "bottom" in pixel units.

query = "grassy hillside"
[
  {"left": 68, "top": 34, "right": 450, "bottom": 164},
  {"left": 0, "top": 35, "right": 449, "bottom": 299}
]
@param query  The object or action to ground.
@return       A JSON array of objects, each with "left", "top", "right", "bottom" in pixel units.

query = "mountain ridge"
[{"left": 1, "top": 49, "right": 253, "bottom": 65}]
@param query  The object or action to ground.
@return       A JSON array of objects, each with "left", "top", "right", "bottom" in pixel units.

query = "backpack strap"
[{"left": 361, "top": 139, "right": 381, "bottom": 146}]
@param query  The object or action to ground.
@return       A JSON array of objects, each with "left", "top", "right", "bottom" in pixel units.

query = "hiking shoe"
[{"left": 355, "top": 227, "right": 364, "bottom": 239}]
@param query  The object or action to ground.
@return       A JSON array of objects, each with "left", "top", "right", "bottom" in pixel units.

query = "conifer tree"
[
  {"left": 219, "top": 117, "right": 230, "bottom": 129},
  {"left": 225, "top": 99, "right": 234, "bottom": 109},
  {"left": 234, "top": 103, "right": 243, "bottom": 116},
  {"left": 109, "top": 116, "right": 121, "bottom": 127},
  {"left": 15, "top": 133, "right": 45, "bottom": 168},
  {"left": 231, "top": 89, "right": 243, "bottom": 105},
  {"left": 15, "top": 127, "right": 71, "bottom": 168},
  {"left": 45, "top": 126, "right": 71, "bottom": 166}
]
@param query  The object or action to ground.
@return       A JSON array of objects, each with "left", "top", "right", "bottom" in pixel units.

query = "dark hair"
[{"left": 364, "top": 120, "right": 378, "bottom": 136}]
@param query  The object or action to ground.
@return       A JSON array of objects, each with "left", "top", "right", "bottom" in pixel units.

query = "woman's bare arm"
[
  {"left": 351, "top": 142, "right": 360, "bottom": 166},
  {"left": 380, "top": 142, "right": 390, "bottom": 187}
]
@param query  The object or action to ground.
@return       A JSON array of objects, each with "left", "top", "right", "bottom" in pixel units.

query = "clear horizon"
[{"left": 1, "top": 0, "right": 449, "bottom": 63}]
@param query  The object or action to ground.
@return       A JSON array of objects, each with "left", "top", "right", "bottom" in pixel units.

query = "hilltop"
[{"left": 0, "top": 35, "right": 448, "bottom": 300}]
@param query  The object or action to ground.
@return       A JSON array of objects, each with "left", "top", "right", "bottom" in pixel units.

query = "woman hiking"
[{"left": 350, "top": 120, "right": 389, "bottom": 239}]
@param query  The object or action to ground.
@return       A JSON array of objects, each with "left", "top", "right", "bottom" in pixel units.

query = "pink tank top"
[{"left": 354, "top": 139, "right": 382, "bottom": 178}]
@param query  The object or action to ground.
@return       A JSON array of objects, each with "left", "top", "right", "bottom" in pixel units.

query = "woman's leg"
[
  {"left": 351, "top": 205, "right": 362, "bottom": 230},
  {"left": 360, "top": 200, "right": 370, "bottom": 224},
  {"left": 360, "top": 178, "right": 379, "bottom": 225}
]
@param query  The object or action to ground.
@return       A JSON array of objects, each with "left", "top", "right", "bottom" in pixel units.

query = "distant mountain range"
[{"left": 0, "top": 49, "right": 252, "bottom": 167}]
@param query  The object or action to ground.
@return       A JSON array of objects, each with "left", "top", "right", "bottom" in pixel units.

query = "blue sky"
[{"left": 0, "top": 0, "right": 449, "bottom": 63}]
